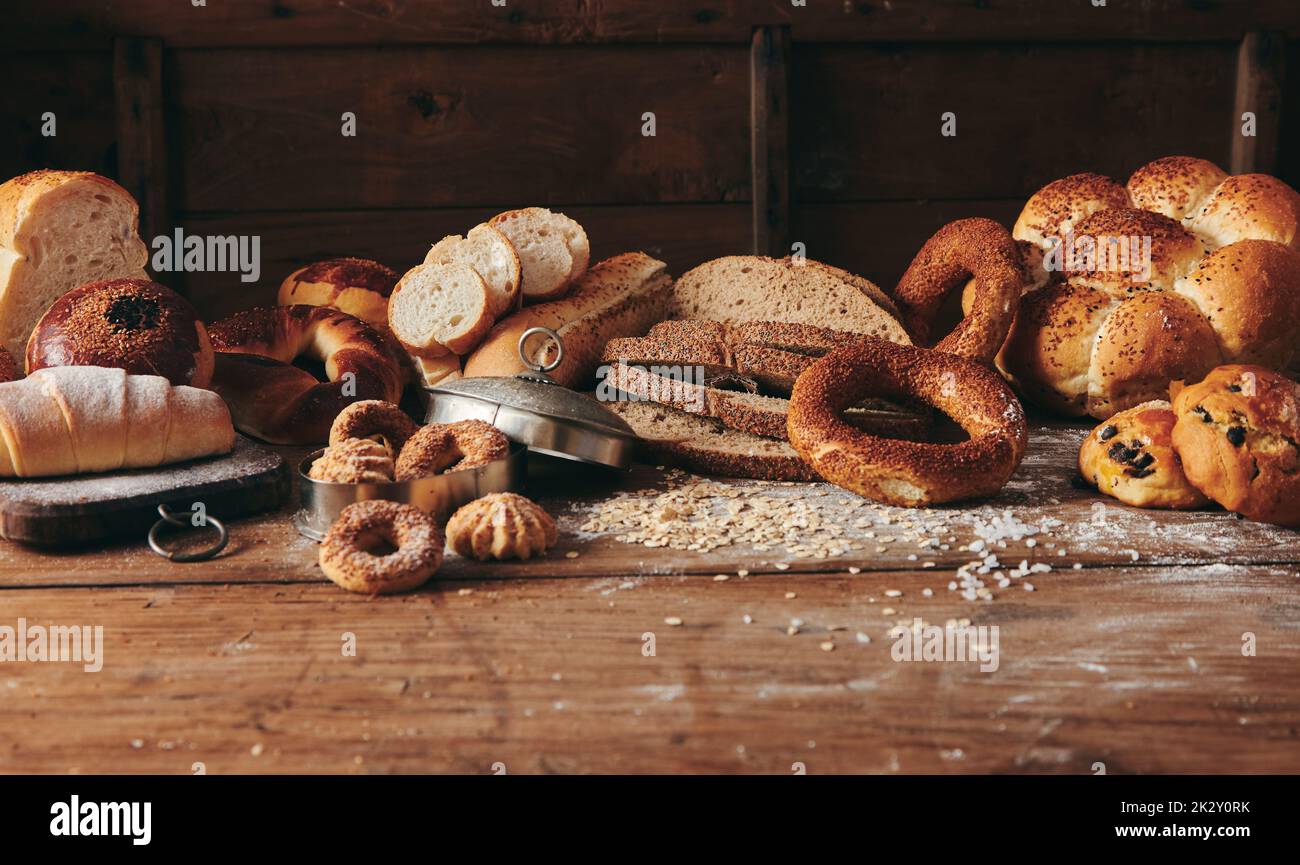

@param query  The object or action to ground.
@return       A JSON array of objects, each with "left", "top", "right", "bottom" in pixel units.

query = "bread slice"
[
  {"left": 424, "top": 223, "right": 521, "bottom": 318},
  {"left": 605, "top": 398, "right": 818, "bottom": 482},
  {"left": 604, "top": 362, "right": 928, "bottom": 441},
  {"left": 607, "top": 319, "right": 874, "bottom": 394},
  {"left": 0, "top": 170, "right": 149, "bottom": 359},
  {"left": 669, "top": 256, "right": 911, "bottom": 343},
  {"left": 488, "top": 207, "right": 589, "bottom": 303},
  {"left": 415, "top": 354, "right": 463, "bottom": 388},
  {"left": 388, "top": 261, "right": 491, "bottom": 357}
]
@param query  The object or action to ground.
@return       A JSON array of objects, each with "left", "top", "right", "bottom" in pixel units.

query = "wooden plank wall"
[{"left": 3, "top": 1, "right": 1299, "bottom": 322}]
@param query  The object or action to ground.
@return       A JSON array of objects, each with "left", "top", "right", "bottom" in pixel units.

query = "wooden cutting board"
[{"left": 0, "top": 436, "right": 290, "bottom": 546}]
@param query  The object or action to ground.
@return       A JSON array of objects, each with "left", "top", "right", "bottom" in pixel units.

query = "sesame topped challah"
[{"left": 971, "top": 156, "right": 1300, "bottom": 419}]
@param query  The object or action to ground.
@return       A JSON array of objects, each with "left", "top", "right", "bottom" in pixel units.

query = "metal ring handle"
[
  {"left": 517, "top": 326, "right": 563, "bottom": 373},
  {"left": 147, "top": 504, "right": 229, "bottom": 563}
]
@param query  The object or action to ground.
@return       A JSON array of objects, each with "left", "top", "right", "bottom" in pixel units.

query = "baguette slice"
[
  {"left": 388, "top": 261, "right": 492, "bottom": 357},
  {"left": 605, "top": 398, "right": 817, "bottom": 482},
  {"left": 604, "top": 362, "right": 928, "bottom": 441},
  {"left": 424, "top": 224, "right": 521, "bottom": 318},
  {"left": 670, "top": 256, "right": 911, "bottom": 343},
  {"left": 0, "top": 170, "right": 149, "bottom": 359},
  {"left": 488, "top": 207, "right": 589, "bottom": 302},
  {"left": 464, "top": 252, "right": 672, "bottom": 387}
]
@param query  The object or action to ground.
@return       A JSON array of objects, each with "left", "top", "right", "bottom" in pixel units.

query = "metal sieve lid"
[{"left": 424, "top": 327, "right": 637, "bottom": 468}]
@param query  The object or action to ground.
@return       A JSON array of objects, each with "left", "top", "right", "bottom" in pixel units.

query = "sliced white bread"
[
  {"left": 423, "top": 223, "right": 521, "bottom": 318},
  {"left": 605, "top": 398, "right": 818, "bottom": 482},
  {"left": 488, "top": 207, "right": 589, "bottom": 303},
  {"left": 0, "top": 170, "right": 149, "bottom": 359},
  {"left": 388, "top": 261, "right": 492, "bottom": 357},
  {"left": 464, "top": 252, "right": 672, "bottom": 387},
  {"left": 670, "top": 256, "right": 912, "bottom": 344}
]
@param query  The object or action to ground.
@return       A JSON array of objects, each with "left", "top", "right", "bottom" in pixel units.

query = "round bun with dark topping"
[
  {"left": 1171, "top": 364, "right": 1300, "bottom": 527},
  {"left": 25, "top": 278, "right": 214, "bottom": 387},
  {"left": 1079, "top": 400, "right": 1209, "bottom": 510},
  {"left": 278, "top": 257, "right": 398, "bottom": 331}
]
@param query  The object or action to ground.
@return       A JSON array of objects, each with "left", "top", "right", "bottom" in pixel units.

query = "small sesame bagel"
[
  {"left": 788, "top": 338, "right": 1028, "bottom": 507},
  {"left": 319, "top": 500, "right": 444, "bottom": 594},
  {"left": 891, "top": 218, "right": 1028, "bottom": 365},
  {"left": 394, "top": 419, "right": 510, "bottom": 481},
  {"left": 308, "top": 437, "right": 395, "bottom": 484},
  {"left": 328, "top": 399, "right": 420, "bottom": 454}
]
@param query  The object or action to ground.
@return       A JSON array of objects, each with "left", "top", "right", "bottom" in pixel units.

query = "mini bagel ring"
[
  {"left": 788, "top": 338, "right": 1028, "bottom": 507},
  {"left": 329, "top": 399, "right": 420, "bottom": 454},
  {"left": 394, "top": 419, "right": 511, "bottom": 481},
  {"left": 319, "top": 499, "right": 444, "bottom": 594},
  {"left": 891, "top": 217, "right": 1027, "bottom": 365}
]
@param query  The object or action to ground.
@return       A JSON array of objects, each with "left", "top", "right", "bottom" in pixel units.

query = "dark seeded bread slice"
[
  {"left": 605, "top": 363, "right": 929, "bottom": 441},
  {"left": 605, "top": 399, "right": 818, "bottom": 482},
  {"left": 669, "top": 256, "right": 911, "bottom": 343}
]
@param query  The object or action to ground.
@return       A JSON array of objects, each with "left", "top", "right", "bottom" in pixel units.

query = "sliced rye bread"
[
  {"left": 604, "top": 362, "right": 928, "bottom": 441},
  {"left": 668, "top": 256, "right": 912, "bottom": 343},
  {"left": 603, "top": 334, "right": 816, "bottom": 394},
  {"left": 605, "top": 399, "right": 818, "bottom": 482}
]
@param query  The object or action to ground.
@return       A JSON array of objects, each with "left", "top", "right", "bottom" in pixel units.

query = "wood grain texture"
[
  {"left": 0, "top": 438, "right": 288, "bottom": 547},
  {"left": 0, "top": 563, "right": 1296, "bottom": 774},
  {"left": 751, "top": 26, "right": 790, "bottom": 256},
  {"left": 11, "top": 0, "right": 1300, "bottom": 50},
  {"left": 0, "top": 52, "right": 117, "bottom": 178},
  {"left": 176, "top": 204, "right": 750, "bottom": 321},
  {"left": 113, "top": 37, "right": 169, "bottom": 247},
  {"left": 790, "top": 43, "right": 1237, "bottom": 202},
  {"left": 168, "top": 45, "right": 750, "bottom": 212},
  {"left": 0, "top": 420, "right": 1297, "bottom": 773},
  {"left": 792, "top": 199, "right": 1025, "bottom": 291},
  {"left": 1230, "top": 31, "right": 1286, "bottom": 174}
]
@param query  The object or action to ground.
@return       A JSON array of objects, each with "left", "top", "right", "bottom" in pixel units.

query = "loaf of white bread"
[
  {"left": 0, "top": 170, "right": 149, "bottom": 360},
  {"left": 0, "top": 366, "right": 234, "bottom": 478}
]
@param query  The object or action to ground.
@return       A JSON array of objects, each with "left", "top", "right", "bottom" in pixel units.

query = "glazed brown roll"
[{"left": 25, "top": 278, "right": 214, "bottom": 387}]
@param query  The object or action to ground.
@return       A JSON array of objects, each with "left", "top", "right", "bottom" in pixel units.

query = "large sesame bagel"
[
  {"left": 892, "top": 217, "right": 1028, "bottom": 365},
  {"left": 787, "top": 339, "right": 1027, "bottom": 507},
  {"left": 208, "top": 304, "right": 406, "bottom": 444},
  {"left": 975, "top": 156, "right": 1300, "bottom": 419}
]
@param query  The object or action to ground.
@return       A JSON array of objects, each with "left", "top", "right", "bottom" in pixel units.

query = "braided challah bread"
[{"left": 969, "top": 156, "right": 1300, "bottom": 419}]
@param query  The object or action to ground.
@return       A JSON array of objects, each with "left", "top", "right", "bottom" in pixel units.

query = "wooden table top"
[{"left": 1, "top": 420, "right": 1297, "bottom": 775}]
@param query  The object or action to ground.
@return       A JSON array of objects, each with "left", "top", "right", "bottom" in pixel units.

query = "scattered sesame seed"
[
  {"left": 664, "top": 616, "right": 683, "bottom": 626},
  {"left": 819, "top": 641, "right": 835, "bottom": 652}
]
